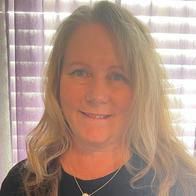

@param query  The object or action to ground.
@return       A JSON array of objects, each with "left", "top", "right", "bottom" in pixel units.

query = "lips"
[{"left": 80, "top": 111, "right": 112, "bottom": 119}]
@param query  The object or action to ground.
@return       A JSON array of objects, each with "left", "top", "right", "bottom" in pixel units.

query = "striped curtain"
[{"left": 1, "top": 0, "right": 196, "bottom": 184}]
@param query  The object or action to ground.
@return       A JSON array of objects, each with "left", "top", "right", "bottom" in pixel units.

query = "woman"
[{"left": 1, "top": 1, "right": 196, "bottom": 196}]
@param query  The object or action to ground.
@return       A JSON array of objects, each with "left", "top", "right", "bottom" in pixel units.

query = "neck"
[{"left": 60, "top": 142, "right": 131, "bottom": 180}]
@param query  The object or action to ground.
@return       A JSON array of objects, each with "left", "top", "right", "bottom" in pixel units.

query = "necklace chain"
[{"left": 74, "top": 167, "right": 122, "bottom": 196}]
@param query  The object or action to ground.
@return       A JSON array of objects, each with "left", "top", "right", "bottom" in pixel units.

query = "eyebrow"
[
  {"left": 64, "top": 61, "right": 90, "bottom": 67},
  {"left": 64, "top": 61, "right": 125, "bottom": 71},
  {"left": 109, "top": 65, "right": 124, "bottom": 71}
]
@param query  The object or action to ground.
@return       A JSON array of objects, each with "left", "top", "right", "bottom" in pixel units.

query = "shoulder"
[
  {"left": 128, "top": 153, "right": 196, "bottom": 196},
  {"left": 0, "top": 160, "right": 27, "bottom": 196},
  {"left": 171, "top": 158, "right": 196, "bottom": 196},
  {"left": 170, "top": 177, "right": 196, "bottom": 196}
]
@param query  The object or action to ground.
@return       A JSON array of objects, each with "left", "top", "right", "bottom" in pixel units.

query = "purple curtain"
[{"left": 7, "top": 0, "right": 45, "bottom": 162}]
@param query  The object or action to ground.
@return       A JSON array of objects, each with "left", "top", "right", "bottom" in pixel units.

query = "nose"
[{"left": 85, "top": 76, "right": 110, "bottom": 106}]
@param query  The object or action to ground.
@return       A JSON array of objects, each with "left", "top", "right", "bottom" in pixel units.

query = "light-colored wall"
[{"left": 0, "top": 0, "right": 12, "bottom": 186}]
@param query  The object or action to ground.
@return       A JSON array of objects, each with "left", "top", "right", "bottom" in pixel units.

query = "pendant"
[{"left": 82, "top": 193, "right": 89, "bottom": 196}]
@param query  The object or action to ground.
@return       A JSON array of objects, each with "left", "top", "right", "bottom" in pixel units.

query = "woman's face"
[{"left": 60, "top": 23, "right": 133, "bottom": 149}]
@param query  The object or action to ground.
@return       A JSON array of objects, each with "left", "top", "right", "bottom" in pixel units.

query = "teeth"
[
  {"left": 83, "top": 112, "right": 110, "bottom": 119},
  {"left": 95, "top": 115, "right": 106, "bottom": 119}
]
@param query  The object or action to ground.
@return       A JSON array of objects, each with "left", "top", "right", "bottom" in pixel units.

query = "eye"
[
  {"left": 69, "top": 69, "right": 90, "bottom": 77},
  {"left": 108, "top": 72, "right": 127, "bottom": 82}
]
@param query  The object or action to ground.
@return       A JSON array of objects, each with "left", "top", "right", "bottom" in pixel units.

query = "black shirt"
[
  {"left": 0, "top": 154, "right": 189, "bottom": 196},
  {"left": 59, "top": 164, "right": 155, "bottom": 196}
]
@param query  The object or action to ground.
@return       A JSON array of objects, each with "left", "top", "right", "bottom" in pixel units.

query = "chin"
[
  {"left": 81, "top": 133, "right": 119, "bottom": 148},
  {"left": 84, "top": 135, "right": 110, "bottom": 145}
]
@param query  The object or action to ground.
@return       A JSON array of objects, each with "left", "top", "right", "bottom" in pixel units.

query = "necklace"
[{"left": 74, "top": 167, "right": 122, "bottom": 196}]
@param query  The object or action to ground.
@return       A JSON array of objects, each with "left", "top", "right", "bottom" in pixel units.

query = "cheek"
[
  {"left": 113, "top": 88, "right": 133, "bottom": 112},
  {"left": 59, "top": 78, "right": 85, "bottom": 110}
]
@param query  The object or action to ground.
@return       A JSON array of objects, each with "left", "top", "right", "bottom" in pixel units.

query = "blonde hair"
[{"left": 24, "top": 1, "right": 196, "bottom": 196}]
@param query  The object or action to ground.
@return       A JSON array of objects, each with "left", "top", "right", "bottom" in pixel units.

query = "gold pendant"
[{"left": 82, "top": 193, "right": 89, "bottom": 196}]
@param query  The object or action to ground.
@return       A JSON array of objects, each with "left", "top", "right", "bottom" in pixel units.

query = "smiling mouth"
[{"left": 80, "top": 111, "right": 112, "bottom": 120}]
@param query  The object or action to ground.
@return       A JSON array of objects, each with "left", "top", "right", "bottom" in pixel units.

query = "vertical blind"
[
  {"left": 6, "top": 0, "right": 196, "bottom": 165},
  {"left": 122, "top": 0, "right": 196, "bottom": 156}
]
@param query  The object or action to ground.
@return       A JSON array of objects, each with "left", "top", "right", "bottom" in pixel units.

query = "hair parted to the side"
[{"left": 24, "top": 1, "right": 196, "bottom": 196}]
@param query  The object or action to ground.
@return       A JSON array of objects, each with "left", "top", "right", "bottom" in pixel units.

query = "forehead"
[
  {"left": 64, "top": 23, "right": 122, "bottom": 66},
  {"left": 67, "top": 23, "right": 115, "bottom": 48}
]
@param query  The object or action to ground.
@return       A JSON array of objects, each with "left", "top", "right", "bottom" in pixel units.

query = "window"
[
  {"left": 6, "top": 0, "right": 196, "bottom": 165},
  {"left": 122, "top": 0, "right": 196, "bottom": 155}
]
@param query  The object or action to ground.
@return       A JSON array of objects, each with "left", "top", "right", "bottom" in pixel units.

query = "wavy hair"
[{"left": 24, "top": 1, "right": 196, "bottom": 196}]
